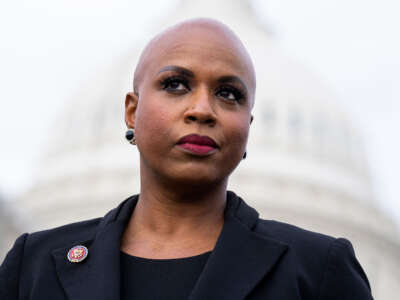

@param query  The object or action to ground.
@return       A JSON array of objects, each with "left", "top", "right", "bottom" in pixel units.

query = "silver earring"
[{"left": 125, "top": 128, "right": 136, "bottom": 145}]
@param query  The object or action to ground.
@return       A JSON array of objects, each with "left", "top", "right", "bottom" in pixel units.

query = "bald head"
[{"left": 133, "top": 18, "right": 256, "bottom": 104}]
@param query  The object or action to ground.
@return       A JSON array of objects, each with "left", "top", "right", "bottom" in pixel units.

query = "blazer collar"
[
  {"left": 189, "top": 191, "right": 288, "bottom": 299},
  {"left": 52, "top": 192, "right": 288, "bottom": 300}
]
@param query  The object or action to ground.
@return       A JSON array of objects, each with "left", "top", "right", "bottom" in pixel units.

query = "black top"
[{"left": 120, "top": 251, "right": 212, "bottom": 300}]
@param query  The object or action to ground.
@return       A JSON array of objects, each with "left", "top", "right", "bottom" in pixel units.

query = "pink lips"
[{"left": 177, "top": 134, "right": 218, "bottom": 155}]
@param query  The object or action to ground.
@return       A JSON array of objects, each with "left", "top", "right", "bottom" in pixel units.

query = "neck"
[{"left": 121, "top": 163, "right": 228, "bottom": 258}]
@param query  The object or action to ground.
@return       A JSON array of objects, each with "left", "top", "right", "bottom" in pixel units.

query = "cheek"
[
  {"left": 217, "top": 115, "right": 250, "bottom": 176},
  {"left": 226, "top": 115, "right": 251, "bottom": 150},
  {"left": 134, "top": 97, "right": 173, "bottom": 147}
]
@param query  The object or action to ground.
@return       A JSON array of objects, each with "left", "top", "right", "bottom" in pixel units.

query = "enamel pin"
[{"left": 67, "top": 245, "right": 88, "bottom": 263}]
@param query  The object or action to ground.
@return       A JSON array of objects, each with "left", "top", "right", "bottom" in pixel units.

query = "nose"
[{"left": 183, "top": 87, "right": 217, "bottom": 126}]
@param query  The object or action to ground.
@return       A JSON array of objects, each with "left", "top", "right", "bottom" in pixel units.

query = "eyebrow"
[{"left": 157, "top": 65, "right": 195, "bottom": 77}]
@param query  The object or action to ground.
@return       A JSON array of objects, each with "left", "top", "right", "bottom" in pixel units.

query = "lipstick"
[{"left": 177, "top": 134, "right": 218, "bottom": 155}]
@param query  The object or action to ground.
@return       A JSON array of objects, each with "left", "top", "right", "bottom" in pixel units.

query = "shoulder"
[
  {"left": 254, "top": 218, "right": 355, "bottom": 271},
  {"left": 254, "top": 218, "right": 372, "bottom": 298},
  {"left": 15, "top": 194, "right": 135, "bottom": 256},
  {"left": 23, "top": 217, "right": 101, "bottom": 255},
  {"left": 1, "top": 217, "right": 101, "bottom": 275},
  {"left": 0, "top": 196, "right": 136, "bottom": 299},
  {"left": 253, "top": 218, "right": 336, "bottom": 275},
  {"left": 0, "top": 217, "right": 101, "bottom": 299},
  {"left": 2, "top": 194, "right": 135, "bottom": 262},
  {"left": 255, "top": 218, "right": 335, "bottom": 252}
]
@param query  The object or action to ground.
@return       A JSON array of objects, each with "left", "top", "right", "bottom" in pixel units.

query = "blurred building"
[
  {"left": 2, "top": 0, "right": 399, "bottom": 298},
  {"left": 0, "top": 196, "right": 20, "bottom": 259}
]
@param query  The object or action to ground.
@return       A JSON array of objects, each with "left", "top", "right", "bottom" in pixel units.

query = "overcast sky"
[{"left": 0, "top": 0, "right": 399, "bottom": 226}]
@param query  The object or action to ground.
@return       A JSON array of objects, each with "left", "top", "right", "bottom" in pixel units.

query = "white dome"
[{"left": 17, "top": 1, "right": 400, "bottom": 298}]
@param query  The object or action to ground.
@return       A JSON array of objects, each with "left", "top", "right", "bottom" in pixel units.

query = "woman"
[{"left": 0, "top": 18, "right": 373, "bottom": 299}]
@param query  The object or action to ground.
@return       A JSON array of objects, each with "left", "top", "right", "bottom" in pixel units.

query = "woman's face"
[{"left": 126, "top": 24, "right": 255, "bottom": 187}]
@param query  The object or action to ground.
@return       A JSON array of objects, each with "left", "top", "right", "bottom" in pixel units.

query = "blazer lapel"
[
  {"left": 52, "top": 195, "right": 138, "bottom": 300},
  {"left": 189, "top": 192, "right": 288, "bottom": 300}
]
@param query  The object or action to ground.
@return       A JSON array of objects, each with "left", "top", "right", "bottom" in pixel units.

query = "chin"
[{"left": 166, "top": 166, "right": 225, "bottom": 187}]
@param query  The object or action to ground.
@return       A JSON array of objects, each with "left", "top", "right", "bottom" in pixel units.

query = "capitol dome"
[{"left": 15, "top": 0, "right": 400, "bottom": 298}]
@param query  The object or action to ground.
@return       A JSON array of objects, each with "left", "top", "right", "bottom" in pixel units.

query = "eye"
[
  {"left": 216, "top": 86, "right": 244, "bottom": 102},
  {"left": 160, "top": 76, "right": 189, "bottom": 93}
]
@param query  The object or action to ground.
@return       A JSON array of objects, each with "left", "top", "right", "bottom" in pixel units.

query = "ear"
[{"left": 125, "top": 92, "right": 138, "bottom": 128}]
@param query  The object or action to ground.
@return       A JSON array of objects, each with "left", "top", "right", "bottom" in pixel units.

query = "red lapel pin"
[{"left": 67, "top": 245, "right": 88, "bottom": 263}]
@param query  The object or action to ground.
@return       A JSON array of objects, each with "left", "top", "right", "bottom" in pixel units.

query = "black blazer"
[{"left": 0, "top": 191, "right": 373, "bottom": 299}]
